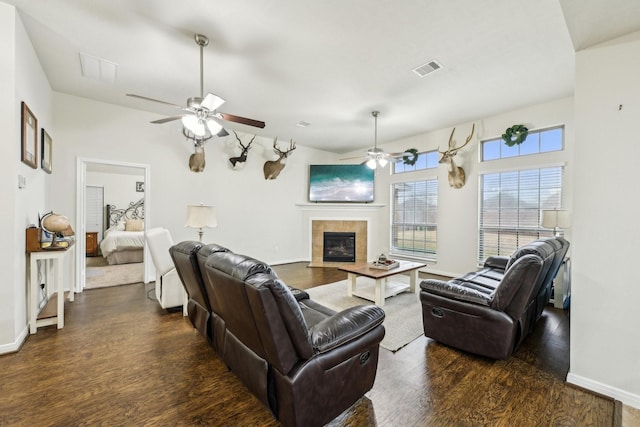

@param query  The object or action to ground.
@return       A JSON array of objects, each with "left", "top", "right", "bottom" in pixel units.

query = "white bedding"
[{"left": 100, "top": 229, "right": 145, "bottom": 258}]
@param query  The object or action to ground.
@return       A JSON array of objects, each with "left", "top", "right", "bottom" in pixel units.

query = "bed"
[{"left": 100, "top": 198, "right": 145, "bottom": 265}]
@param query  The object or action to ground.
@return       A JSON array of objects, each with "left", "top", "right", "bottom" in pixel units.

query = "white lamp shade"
[
  {"left": 540, "top": 209, "right": 570, "bottom": 229},
  {"left": 185, "top": 205, "right": 218, "bottom": 229},
  {"left": 182, "top": 115, "right": 198, "bottom": 131}
]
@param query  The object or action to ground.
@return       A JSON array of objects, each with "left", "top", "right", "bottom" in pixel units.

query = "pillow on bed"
[
  {"left": 125, "top": 219, "right": 144, "bottom": 231},
  {"left": 104, "top": 221, "right": 125, "bottom": 235}
]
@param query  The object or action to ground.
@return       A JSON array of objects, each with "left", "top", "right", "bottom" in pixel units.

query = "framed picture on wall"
[
  {"left": 41, "top": 129, "right": 52, "bottom": 173},
  {"left": 21, "top": 102, "right": 38, "bottom": 169}
]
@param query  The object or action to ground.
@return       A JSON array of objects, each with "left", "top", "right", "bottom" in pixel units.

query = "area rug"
[
  {"left": 306, "top": 276, "right": 423, "bottom": 352},
  {"left": 85, "top": 259, "right": 144, "bottom": 289}
]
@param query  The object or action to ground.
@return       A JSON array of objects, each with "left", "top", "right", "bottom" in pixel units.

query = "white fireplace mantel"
[{"left": 295, "top": 202, "right": 385, "bottom": 211}]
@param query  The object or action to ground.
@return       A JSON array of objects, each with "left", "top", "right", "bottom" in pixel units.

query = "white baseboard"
[
  {"left": 567, "top": 372, "right": 640, "bottom": 410},
  {"left": 270, "top": 258, "right": 309, "bottom": 266},
  {"left": 0, "top": 325, "right": 28, "bottom": 355}
]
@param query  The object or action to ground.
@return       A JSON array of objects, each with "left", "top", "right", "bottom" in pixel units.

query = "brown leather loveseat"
[
  {"left": 419, "top": 237, "right": 569, "bottom": 359},
  {"left": 170, "top": 241, "right": 386, "bottom": 427}
]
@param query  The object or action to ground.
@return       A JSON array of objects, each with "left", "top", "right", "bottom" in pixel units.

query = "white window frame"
[
  {"left": 478, "top": 166, "right": 563, "bottom": 263},
  {"left": 392, "top": 150, "right": 439, "bottom": 174},
  {"left": 390, "top": 178, "right": 438, "bottom": 261}
]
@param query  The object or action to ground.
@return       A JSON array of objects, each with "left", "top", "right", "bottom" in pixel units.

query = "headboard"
[{"left": 106, "top": 198, "right": 145, "bottom": 228}]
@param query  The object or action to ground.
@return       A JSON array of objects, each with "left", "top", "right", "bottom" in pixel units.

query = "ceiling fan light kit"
[
  {"left": 340, "top": 111, "right": 410, "bottom": 169},
  {"left": 127, "top": 33, "right": 265, "bottom": 142}
]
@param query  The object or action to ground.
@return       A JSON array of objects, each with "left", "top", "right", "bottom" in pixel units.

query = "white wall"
[
  {"left": 342, "top": 97, "right": 574, "bottom": 277},
  {"left": 0, "top": 5, "right": 53, "bottom": 352},
  {"left": 51, "top": 92, "right": 337, "bottom": 265},
  {"left": 568, "top": 31, "right": 640, "bottom": 409},
  {"left": 86, "top": 170, "right": 144, "bottom": 220}
]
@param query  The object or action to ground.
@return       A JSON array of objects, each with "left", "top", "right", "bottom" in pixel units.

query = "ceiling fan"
[
  {"left": 341, "top": 111, "right": 409, "bottom": 169},
  {"left": 126, "top": 34, "right": 265, "bottom": 139}
]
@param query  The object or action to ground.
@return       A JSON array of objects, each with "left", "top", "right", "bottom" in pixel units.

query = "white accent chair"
[{"left": 145, "top": 227, "right": 187, "bottom": 315}]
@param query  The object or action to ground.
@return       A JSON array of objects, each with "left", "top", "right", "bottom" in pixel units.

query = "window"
[
  {"left": 393, "top": 151, "right": 439, "bottom": 174},
  {"left": 391, "top": 179, "right": 438, "bottom": 259},
  {"left": 482, "top": 126, "right": 563, "bottom": 161},
  {"left": 478, "top": 167, "right": 562, "bottom": 263}
]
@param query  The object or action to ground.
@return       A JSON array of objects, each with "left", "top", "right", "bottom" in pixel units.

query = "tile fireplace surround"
[{"left": 309, "top": 220, "right": 367, "bottom": 267}]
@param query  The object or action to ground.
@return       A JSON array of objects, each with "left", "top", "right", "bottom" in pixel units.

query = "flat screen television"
[{"left": 308, "top": 164, "right": 375, "bottom": 203}]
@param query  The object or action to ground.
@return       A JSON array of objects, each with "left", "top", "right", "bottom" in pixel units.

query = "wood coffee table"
[{"left": 338, "top": 261, "right": 426, "bottom": 306}]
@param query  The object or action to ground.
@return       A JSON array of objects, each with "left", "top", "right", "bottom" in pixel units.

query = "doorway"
[{"left": 75, "top": 158, "right": 152, "bottom": 292}]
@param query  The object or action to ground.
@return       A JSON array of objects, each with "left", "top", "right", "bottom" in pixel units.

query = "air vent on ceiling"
[
  {"left": 79, "top": 52, "right": 118, "bottom": 83},
  {"left": 412, "top": 60, "right": 442, "bottom": 77}
]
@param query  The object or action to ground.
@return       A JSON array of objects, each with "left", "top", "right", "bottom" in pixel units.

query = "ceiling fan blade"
[
  {"left": 217, "top": 128, "right": 229, "bottom": 137},
  {"left": 339, "top": 155, "right": 366, "bottom": 161},
  {"left": 150, "top": 115, "right": 184, "bottom": 124},
  {"left": 201, "top": 93, "right": 226, "bottom": 111},
  {"left": 127, "top": 94, "right": 184, "bottom": 109},
  {"left": 218, "top": 112, "right": 266, "bottom": 129},
  {"left": 388, "top": 151, "right": 413, "bottom": 158}
]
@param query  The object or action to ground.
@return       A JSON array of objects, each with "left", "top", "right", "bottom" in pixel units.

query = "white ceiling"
[{"left": 5, "top": 0, "right": 640, "bottom": 153}]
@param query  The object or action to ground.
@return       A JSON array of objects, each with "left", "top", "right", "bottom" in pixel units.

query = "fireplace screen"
[{"left": 323, "top": 232, "right": 356, "bottom": 262}]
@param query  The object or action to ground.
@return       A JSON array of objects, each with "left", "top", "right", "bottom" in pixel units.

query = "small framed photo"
[
  {"left": 136, "top": 181, "right": 145, "bottom": 192},
  {"left": 21, "top": 102, "right": 38, "bottom": 169},
  {"left": 41, "top": 129, "right": 52, "bottom": 173}
]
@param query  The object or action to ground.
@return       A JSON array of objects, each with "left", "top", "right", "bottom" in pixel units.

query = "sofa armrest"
[
  {"left": 310, "top": 305, "right": 385, "bottom": 353},
  {"left": 420, "top": 279, "right": 492, "bottom": 306},
  {"left": 484, "top": 256, "right": 509, "bottom": 271}
]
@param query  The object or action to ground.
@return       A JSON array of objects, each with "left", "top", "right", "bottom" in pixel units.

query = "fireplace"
[
  {"left": 323, "top": 232, "right": 356, "bottom": 262},
  {"left": 309, "top": 220, "right": 367, "bottom": 267}
]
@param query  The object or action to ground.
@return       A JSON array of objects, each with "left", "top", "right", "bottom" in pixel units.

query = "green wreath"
[
  {"left": 502, "top": 125, "right": 529, "bottom": 146},
  {"left": 402, "top": 148, "right": 419, "bottom": 165}
]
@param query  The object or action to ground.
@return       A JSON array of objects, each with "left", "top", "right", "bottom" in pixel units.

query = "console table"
[{"left": 27, "top": 244, "right": 75, "bottom": 334}]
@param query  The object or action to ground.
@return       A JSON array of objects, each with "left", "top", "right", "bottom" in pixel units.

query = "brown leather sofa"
[
  {"left": 420, "top": 237, "right": 568, "bottom": 359},
  {"left": 170, "top": 241, "right": 386, "bottom": 427}
]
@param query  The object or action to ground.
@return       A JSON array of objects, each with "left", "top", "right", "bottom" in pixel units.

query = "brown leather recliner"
[
  {"left": 420, "top": 237, "right": 563, "bottom": 359},
  {"left": 170, "top": 243, "right": 386, "bottom": 427},
  {"left": 202, "top": 250, "right": 385, "bottom": 427},
  {"left": 169, "top": 241, "right": 230, "bottom": 343}
]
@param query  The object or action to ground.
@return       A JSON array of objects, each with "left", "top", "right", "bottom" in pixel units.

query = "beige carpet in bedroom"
[{"left": 85, "top": 257, "right": 144, "bottom": 289}]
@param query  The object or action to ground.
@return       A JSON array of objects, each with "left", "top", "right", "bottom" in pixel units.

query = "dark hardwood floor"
[{"left": 0, "top": 262, "right": 615, "bottom": 426}]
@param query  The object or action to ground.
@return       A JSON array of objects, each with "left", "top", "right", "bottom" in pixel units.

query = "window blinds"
[
  {"left": 391, "top": 179, "right": 438, "bottom": 259},
  {"left": 478, "top": 167, "right": 562, "bottom": 263}
]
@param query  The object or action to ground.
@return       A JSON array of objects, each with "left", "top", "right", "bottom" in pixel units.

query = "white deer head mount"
[
  {"left": 263, "top": 137, "right": 296, "bottom": 180},
  {"left": 439, "top": 123, "right": 475, "bottom": 189}
]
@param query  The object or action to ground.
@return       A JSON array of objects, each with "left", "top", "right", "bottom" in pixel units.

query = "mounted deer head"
[
  {"left": 229, "top": 131, "right": 256, "bottom": 169},
  {"left": 263, "top": 137, "right": 296, "bottom": 180},
  {"left": 184, "top": 128, "right": 212, "bottom": 173},
  {"left": 189, "top": 143, "right": 206, "bottom": 172},
  {"left": 439, "top": 123, "right": 475, "bottom": 189}
]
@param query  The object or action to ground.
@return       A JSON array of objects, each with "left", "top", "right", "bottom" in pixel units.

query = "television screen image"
[{"left": 309, "top": 164, "right": 375, "bottom": 203}]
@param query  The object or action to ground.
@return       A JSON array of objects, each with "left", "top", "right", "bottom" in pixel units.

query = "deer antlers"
[
  {"left": 229, "top": 131, "right": 256, "bottom": 168},
  {"left": 273, "top": 138, "right": 296, "bottom": 157},
  {"left": 440, "top": 123, "right": 475, "bottom": 158},
  {"left": 233, "top": 130, "right": 256, "bottom": 152}
]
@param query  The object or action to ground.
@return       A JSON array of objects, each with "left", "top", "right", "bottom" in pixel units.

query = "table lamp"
[
  {"left": 540, "top": 209, "right": 570, "bottom": 236},
  {"left": 185, "top": 204, "right": 217, "bottom": 242}
]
